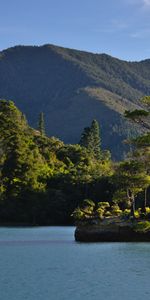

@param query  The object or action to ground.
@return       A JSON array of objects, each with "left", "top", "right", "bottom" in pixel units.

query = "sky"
[{"left": 0, "top": 0, "right": 150, "bottom": 61}]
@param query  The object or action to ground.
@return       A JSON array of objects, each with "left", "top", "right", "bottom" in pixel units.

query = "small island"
[
  {"left": 74, "top": 96, "right": 150, "bottom": 242},
  {"left": 74, "top": 201, "right": 150, "bottom": 242},
  {"left": 75, "top": 219, "right": 150, "bottom": 242}
]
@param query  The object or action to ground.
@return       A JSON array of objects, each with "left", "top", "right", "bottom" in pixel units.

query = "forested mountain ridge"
[{"left": 0, "top": 44, "right": 150, "bottom": 158}]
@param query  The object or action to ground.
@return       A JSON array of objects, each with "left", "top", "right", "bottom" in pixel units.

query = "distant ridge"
[{"left": 0, "top": 43, "right": 150, "bottom": 159}]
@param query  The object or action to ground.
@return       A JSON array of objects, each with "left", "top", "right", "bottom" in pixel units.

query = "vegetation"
[
  {"left": 1, "top": 44, "right": 150, "bottom": 159},
  {"left": 80, "top": 119, "right": 102, "bottom": 160},
  {"left": 1, "top": 96, "right": 150, "bottom": 230},
  {"left": 73, "top": 95, "right": 150, "bottom": 233},
  {"left": 133, "top": 221, "right": 150, "bottom": 233},
  {"left": 0, "top": 100, "right": 113, "bottom": 225}
]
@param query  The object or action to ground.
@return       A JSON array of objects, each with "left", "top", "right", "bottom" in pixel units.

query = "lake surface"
[{"left": 0, "top": 227, "right": 150, "bottom": 300}]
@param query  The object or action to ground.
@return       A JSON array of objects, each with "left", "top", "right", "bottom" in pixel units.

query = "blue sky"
[{"left": 0, "top": 0, "right": 150, "bottom": 61}]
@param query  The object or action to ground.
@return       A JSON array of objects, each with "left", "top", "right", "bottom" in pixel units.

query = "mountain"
[{"left": 0, "top": 44, "right": 150, "bottom": 159}]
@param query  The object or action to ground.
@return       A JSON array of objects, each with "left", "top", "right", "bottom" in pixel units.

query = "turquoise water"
[{"left": 0, "top": 227, "right": 150, "bottom": 300}]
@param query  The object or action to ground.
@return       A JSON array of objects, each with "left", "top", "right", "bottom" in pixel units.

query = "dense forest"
[
  {"left": 0, "top": 100, "right": 113, "bottom": 225},
  {"left": 1, "top": 44, "right": 150, "bottom": 159},
  {"left": 0, "top": 98, "right": 150, "bottom": 226}
]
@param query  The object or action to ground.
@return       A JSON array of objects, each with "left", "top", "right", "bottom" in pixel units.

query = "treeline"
[
  {"left": 0, "top": 98, "right": 150, "bottom": 226},
  {"left": 0, "top": 100, "right": 113, "bottom": 225}
]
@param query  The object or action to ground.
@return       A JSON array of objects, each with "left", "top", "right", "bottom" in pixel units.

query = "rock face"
[{"left": 75, "top": 224, "right": 150, "bottom": 242}]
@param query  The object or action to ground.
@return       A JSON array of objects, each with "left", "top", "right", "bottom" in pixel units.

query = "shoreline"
[
  {"left": 0, "top": 223, "right": 73, "bottom": 227},
  {"left": 75, "top": 219, "right": 150, "bottom": 242}
]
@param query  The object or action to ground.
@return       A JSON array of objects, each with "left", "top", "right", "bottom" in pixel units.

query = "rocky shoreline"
[{"left": 75, "top": 219, "right": 150, "bottom": 242}]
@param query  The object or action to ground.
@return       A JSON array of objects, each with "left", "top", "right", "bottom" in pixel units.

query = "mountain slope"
[{"left": 0, "top": 44, "right": 150, "bottom": 159}]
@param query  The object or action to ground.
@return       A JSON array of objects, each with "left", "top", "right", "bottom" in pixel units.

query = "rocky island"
[
  {"left": 75, "top": 218, "right": 150, "bottom": 242},
  {"left": 73, "top": 200, "right": 150, "bottom": 242}
]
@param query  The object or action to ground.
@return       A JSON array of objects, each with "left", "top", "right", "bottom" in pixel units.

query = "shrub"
[
  {"left": 72, "top": 207, "right": 84, "bottom": 220},
  {"left": 83, "top": 199, "right": 95, "bottom": 208},
  {"left": 97, "top": 202, "right": 110, "bottom": 219},
  {"left": 97, "top": 207, "right": 105, "bottom": 219},
  {"left": 111, "top": 204, "right": 122, "bottom": 216},
  {"left": 97, "top": 202, "right": 110, "bottom": 209},
  {"left": 120, "top": 209, "right": 130, "bottom": 219},
  {"left": 134, "top": 210, "right": 140, "bottom": 218},
  {"left": 133, "top": 221, "right": 150, "bottom": 232},
  {"left": 146, "top": 207, "right": 150, "bottom": 214},
  {"left": 104, "top": 211, "right": 112, "bottom": 217}
]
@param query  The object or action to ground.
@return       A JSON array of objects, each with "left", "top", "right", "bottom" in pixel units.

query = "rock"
[{"left": 75, "top": 223, "right": 150, "bottom": 242}]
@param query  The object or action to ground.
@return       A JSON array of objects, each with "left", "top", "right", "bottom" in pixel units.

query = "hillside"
[{"left": 0, "top": 44, "right": 150, "bottom": 158}]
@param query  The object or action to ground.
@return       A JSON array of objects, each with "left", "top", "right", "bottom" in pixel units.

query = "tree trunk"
[
  {"left": 130, "top": 194, "right": 135, "bottom": 218},
  {"left": 141, "top": 189, "right": 147, "bottom": 213},
  {"left": 127, "top": 189, "right": 135, "bottom": 217},
  {"left": 144, "top": 188, "right": 147, "bottom": 211}
]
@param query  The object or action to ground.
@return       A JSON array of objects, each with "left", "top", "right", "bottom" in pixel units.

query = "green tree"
[
  {"left": 114, "top": 160, "right": 150, "bottom": 217},
  {"left": 91, "top": 119, "right": 101, "bottom": 159},
  {"left": 79, "top": 127, "right": 93, "bottom": 151},
  {"left": 0, "top": 101, "right": 49, "bottom": 199},
  {"left": 124, "top": 96, "right": 150, "bottom": 131},
  {"left": 125, "top": 95, "right": 150, "bottom": 212},
  {"left": 38, "top": 112, "right": 45, "bottom": 136},
  {"left": 79, "top": 119, "right": 101, "bottom": 159},
  {"left": 0, "top": 100, "right": 113, "bottom": 225}
]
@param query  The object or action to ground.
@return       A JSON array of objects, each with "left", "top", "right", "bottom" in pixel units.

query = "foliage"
[
  {"left": 112, "top": 160, "right": 150, "bottom": 216},
  {"left": 1, "top": 98, "right": 150, "bottom": 226},
  {"left": 133, "top": 221, "right": 150, "bottom": 232},
  {"left": 111, "top": 204, "right": 122, "bottom": 216},
  {"left": 0, "top": 101, "right": 49, "bottom": 197},
  {"left": 96, "top": 202, "right": 110, "bottom": 218},
  {"left": 141, "top": 96, "right": 150, "bottom": 105},
  {"left": 124, "top": 109, "right": 149, "bottom": 120},
  {"left": 97, "top": 202, "right": 110, "bottom": 209},
  {"left": 72, "top": 207, "right": 84, "bottom": 220},
  {"left": 0, "top": 100, "right": 114, "bottom": 225},
  {"left": 79, "top": 119, "right": 102, "bottom": 160},
  {"left": 120, "top": 209, "right": 130, "bottom": 218}
]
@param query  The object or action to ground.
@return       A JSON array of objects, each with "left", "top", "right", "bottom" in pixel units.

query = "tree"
[
  {"left": 38, "top": 112, "right": 45, "bottom": 136},
  {"left": 124, "top": 95, "right": 150, "bottom": 212},
  {"left": 91, "top": 119, "right": 101, "bottom": 160},
  {"left": 0, "top": 101, "right": 49, "bottom": 199},
  {"left": 114, "top": 160, "right": 150, "bottom": 217},
  {"left": 0, "top": 100, "right": 113, "bottom": 225},
  {"left": 124, "top": 96, "right": 150, "bottom": 131},
  {"left": 129, "top": 146, "right": 150, "bottom": 212},
  {"left": 79, "top": 127, "right": 93, "bottom": 151},
  {"left": 79, "top": 119, "right": 101, "bottom": 160}
]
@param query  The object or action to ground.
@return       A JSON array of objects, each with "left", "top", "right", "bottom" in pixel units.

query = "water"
[{"left": 0, "top": 227, "right": 150, "bottom": 300}]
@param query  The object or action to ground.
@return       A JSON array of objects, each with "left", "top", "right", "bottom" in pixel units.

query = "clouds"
[
  {"left": 126, "top": 0, "right": 150, "bottom": 8},
  {"left": 143, "top": 0, "right": 150, "bottom": 6},
  {"left": 140, "top": 0, "right": 150, "bottom": 8}
]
